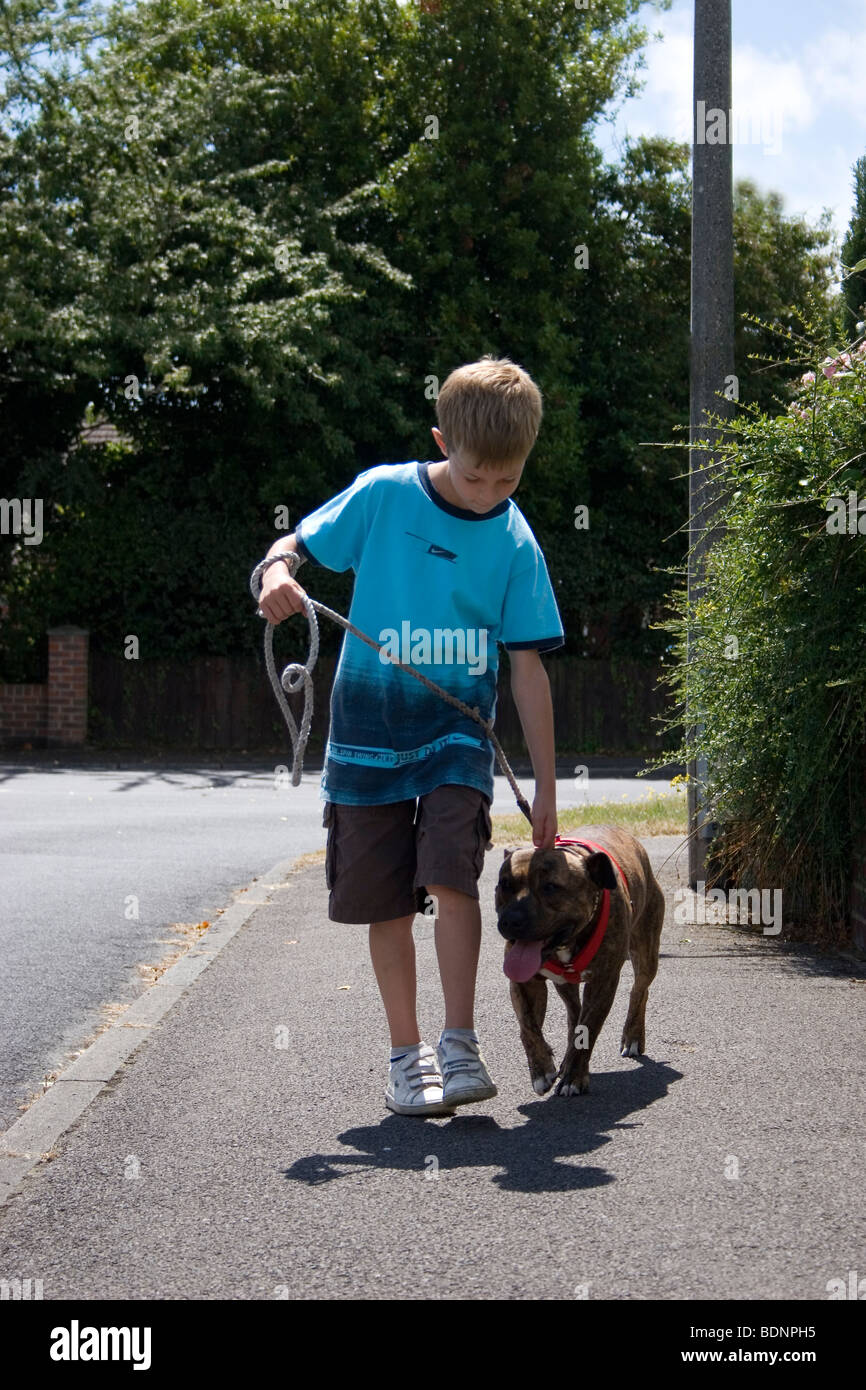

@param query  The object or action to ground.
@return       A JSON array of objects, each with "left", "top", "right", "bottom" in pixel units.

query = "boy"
[{"left": 258, "top": 356, "right": 564, "bottom": 1115}]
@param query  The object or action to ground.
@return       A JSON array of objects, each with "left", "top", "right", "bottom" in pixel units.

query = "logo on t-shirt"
[{"left": 405, "top": 531, "right": 458, "bottom": 562}]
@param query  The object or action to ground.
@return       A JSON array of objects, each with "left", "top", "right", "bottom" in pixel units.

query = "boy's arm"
[
  {"left": 259, "top": 532, "right": 308, "bottom": 625},
  {"left": 258, "top": 467, "right": 370, "bottom": 623},
  {"left": 265, "top": 532, "right": 304, "bottom": 564},
  {"left": 509, "top": 648, "right": 558, "bottom": 848}
]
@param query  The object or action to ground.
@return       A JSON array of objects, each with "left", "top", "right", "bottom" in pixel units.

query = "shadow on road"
[
  {"left": 283, "top": 1056, "right": 682, "bottom": 1194},
  {"left": 664, "top": 935, "right": 866, "bottom": 979}
]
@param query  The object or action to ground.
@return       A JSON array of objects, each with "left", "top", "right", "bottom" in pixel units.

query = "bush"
[{"left": 648, "top": 321, "right": 866, "bottom": 945}]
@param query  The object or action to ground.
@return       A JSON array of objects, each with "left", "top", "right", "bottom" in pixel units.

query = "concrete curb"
[{"left": 0, "top": 853, "right": 306, "bottom": 1207}]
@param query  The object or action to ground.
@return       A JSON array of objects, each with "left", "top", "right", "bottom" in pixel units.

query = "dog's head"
[{"left": 495, "top": 844, "right": 617, "bottom": 982}]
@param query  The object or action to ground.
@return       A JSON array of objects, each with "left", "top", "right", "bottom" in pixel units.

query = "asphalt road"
[
  {"left": 0, "top": 830, "right": 862, "bottom": 1301},
  {"left": 0, "top": 755, "right": 681, "bottom": 1132}
]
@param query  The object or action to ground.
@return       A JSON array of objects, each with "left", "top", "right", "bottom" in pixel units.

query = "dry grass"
[{"left": 490, "top": 788, "right": 687, "bottom": 847}]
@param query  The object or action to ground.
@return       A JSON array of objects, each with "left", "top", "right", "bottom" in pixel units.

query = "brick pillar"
[{"left": 46, "top": 626, "right": 89, "bottom": 745}]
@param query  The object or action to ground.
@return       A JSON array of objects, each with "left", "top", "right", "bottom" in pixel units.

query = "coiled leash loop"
[{"left": 249, "top": 550, "right": 533, "bottom": 825}]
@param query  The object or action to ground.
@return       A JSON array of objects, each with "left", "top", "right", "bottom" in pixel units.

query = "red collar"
[{"left": 539, "top": 837, "right": 630, "bottom": 984}]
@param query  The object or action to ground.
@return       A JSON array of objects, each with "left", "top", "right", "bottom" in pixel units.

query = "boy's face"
[{"left": 431, "top": 426, "right": 526, "bottom": 513}]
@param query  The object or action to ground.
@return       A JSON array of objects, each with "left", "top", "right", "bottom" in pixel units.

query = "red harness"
[{"left": 539, "top": 837, "right": 631, "bottom": 984}]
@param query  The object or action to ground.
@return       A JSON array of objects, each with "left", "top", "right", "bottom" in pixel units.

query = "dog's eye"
[{"left": 542, "top": 882, "right": 559, "bottom": 895}]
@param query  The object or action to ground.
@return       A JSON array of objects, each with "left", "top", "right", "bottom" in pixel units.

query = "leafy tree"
[
  {"left": 356, "top": 2, "right": 690, "bottom": 663},
  {"left": 841, "top": 155, "right": 866, "bottom": 328},
  {"left": 2, "top": 0, "right": 666, "bottom": 674},
  {"left": 734, "top": 179, "right": 837, "bottom": 414},
  {"left": 536, "top": 141, "right": 837, "bottom": 660},
  {"left": 0, "top": 0, "right": 844, "bottom": 695},
  {"left": 1, "top": 0, "right": 415, "bottom": 672}
]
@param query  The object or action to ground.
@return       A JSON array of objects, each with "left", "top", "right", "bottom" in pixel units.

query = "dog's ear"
[
  {"left": 585, "top": 850, "right": 617, "bottom": 892},
  {"left": 502, "top": 848, "right": 513, "bottom": 861}
]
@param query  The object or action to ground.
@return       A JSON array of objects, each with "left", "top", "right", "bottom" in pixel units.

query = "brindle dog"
[{"left": 495, "top": 825, "right": 665, "bottom": 1096}]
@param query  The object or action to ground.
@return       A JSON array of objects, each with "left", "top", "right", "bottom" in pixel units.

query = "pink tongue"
[{"left": 504, "top": 939, "right": 545, "bottom": 982}]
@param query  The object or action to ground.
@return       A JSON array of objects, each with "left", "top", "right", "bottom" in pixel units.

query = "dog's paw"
[
  {"left": 620, "top": 1039, "right": 642, "bottom": 1058},
  {"left": 532, "top": 1070, "right": 558, "bottom": 1095},
  {"left": 554, "top": 1077, "right": 589, "bottom": 1097}
]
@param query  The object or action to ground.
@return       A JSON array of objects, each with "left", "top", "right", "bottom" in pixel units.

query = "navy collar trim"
[{"left": 416, "top": 460, "right": 510, "bottom": 521}]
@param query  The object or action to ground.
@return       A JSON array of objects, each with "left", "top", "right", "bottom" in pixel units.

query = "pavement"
[
  {"left": 0, "top": 754, "right": 683, "bottom": 1130},
  {"left": 0, "top": 828, "right": 864, "bottom": 1302}
]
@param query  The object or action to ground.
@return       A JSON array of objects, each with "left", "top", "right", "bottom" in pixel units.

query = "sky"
[{"left": 592, "top": 0, "right": 865, "bottom": 255}]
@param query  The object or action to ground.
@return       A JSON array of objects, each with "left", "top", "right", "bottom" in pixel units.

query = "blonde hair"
[{"left": 435, "top": 355, "right": 543, "bottom": 467}]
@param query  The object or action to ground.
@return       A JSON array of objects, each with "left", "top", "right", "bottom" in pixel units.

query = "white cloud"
[
  {"left": 806, "top": 23, "right": 866, "bottom": 119},
  {"left": 731, "top": 45, "right": 815, "bottom": 154},
  {"left": 618, "top": 8, "right": 693, "bottom": 142},
  {"left": 596, "top": 2, "right": 866, "bottom": 238}
]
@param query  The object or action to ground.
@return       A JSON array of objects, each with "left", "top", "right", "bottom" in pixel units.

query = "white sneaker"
[
  {"left": 385, "top": 1042, "right": 455, "bottom": 1116},
  {"left": 437, "top": 1031, "right": 498, "bottom": 1107}
]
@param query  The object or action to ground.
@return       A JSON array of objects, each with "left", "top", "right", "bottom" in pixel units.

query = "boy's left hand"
[{"left": 531, "top": 789, "right": 558, "bottom": 849}]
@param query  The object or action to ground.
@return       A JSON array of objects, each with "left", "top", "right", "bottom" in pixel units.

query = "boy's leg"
[
  {"left": 414, "top": 784, "right": 493, "bottom": 1034},
  {"left": 425, "top": 884, "right": 482, "bottom": 1031},
  {"left": 425, "top": 851, "right": 497, "bottom": 1104},
  {"left": 324, "top": 798, "right": 454, "bottom": 1113},
  {"left": 324, "top": 797, "right": 421, "bottom": 1043},
  {"left": 368, "top": 914, "right": 421, "bottom": 1047}
]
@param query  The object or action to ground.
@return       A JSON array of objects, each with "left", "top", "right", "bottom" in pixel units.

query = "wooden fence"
[{"left": 76, "top": 650, "right": 674, "bottom": 756}]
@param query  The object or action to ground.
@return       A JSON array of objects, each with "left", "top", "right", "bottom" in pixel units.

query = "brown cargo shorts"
[{"left": 321, "top": 783, "right": 494, "bottom": 923}]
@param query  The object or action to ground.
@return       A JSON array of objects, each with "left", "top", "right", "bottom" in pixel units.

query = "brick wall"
[{"left": 0, "top": 626, "right": 89, "bottom": 747}]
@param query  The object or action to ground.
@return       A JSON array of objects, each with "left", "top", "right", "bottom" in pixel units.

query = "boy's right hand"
[{"left": 258, "top": 558, "right": 309, "bottom": 625}]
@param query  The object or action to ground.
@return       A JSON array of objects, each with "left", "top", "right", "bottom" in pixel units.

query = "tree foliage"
[
  {"left": 841, "top": 154, "right": 866, "bottom": 330},
  {"left": 0, "top": 0, "right": 843, "bottom": 686}
]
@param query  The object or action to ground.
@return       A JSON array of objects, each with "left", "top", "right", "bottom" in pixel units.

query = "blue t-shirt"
[{"left": 295, "top": 459, "right": 564, "bottom": 805}]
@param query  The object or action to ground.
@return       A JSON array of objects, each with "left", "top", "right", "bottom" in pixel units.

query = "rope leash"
[{"left": 249, "top": 550, "right": 533, "bottom": 826}]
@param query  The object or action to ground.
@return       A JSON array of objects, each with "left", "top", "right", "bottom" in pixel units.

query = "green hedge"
[{"left": 649, "top": 323, "right": 866, "bottom": 945}]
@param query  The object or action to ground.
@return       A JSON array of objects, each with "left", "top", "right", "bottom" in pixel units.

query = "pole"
[{"left": 688, "top": 0, "right": 735, "bottom": 888}]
